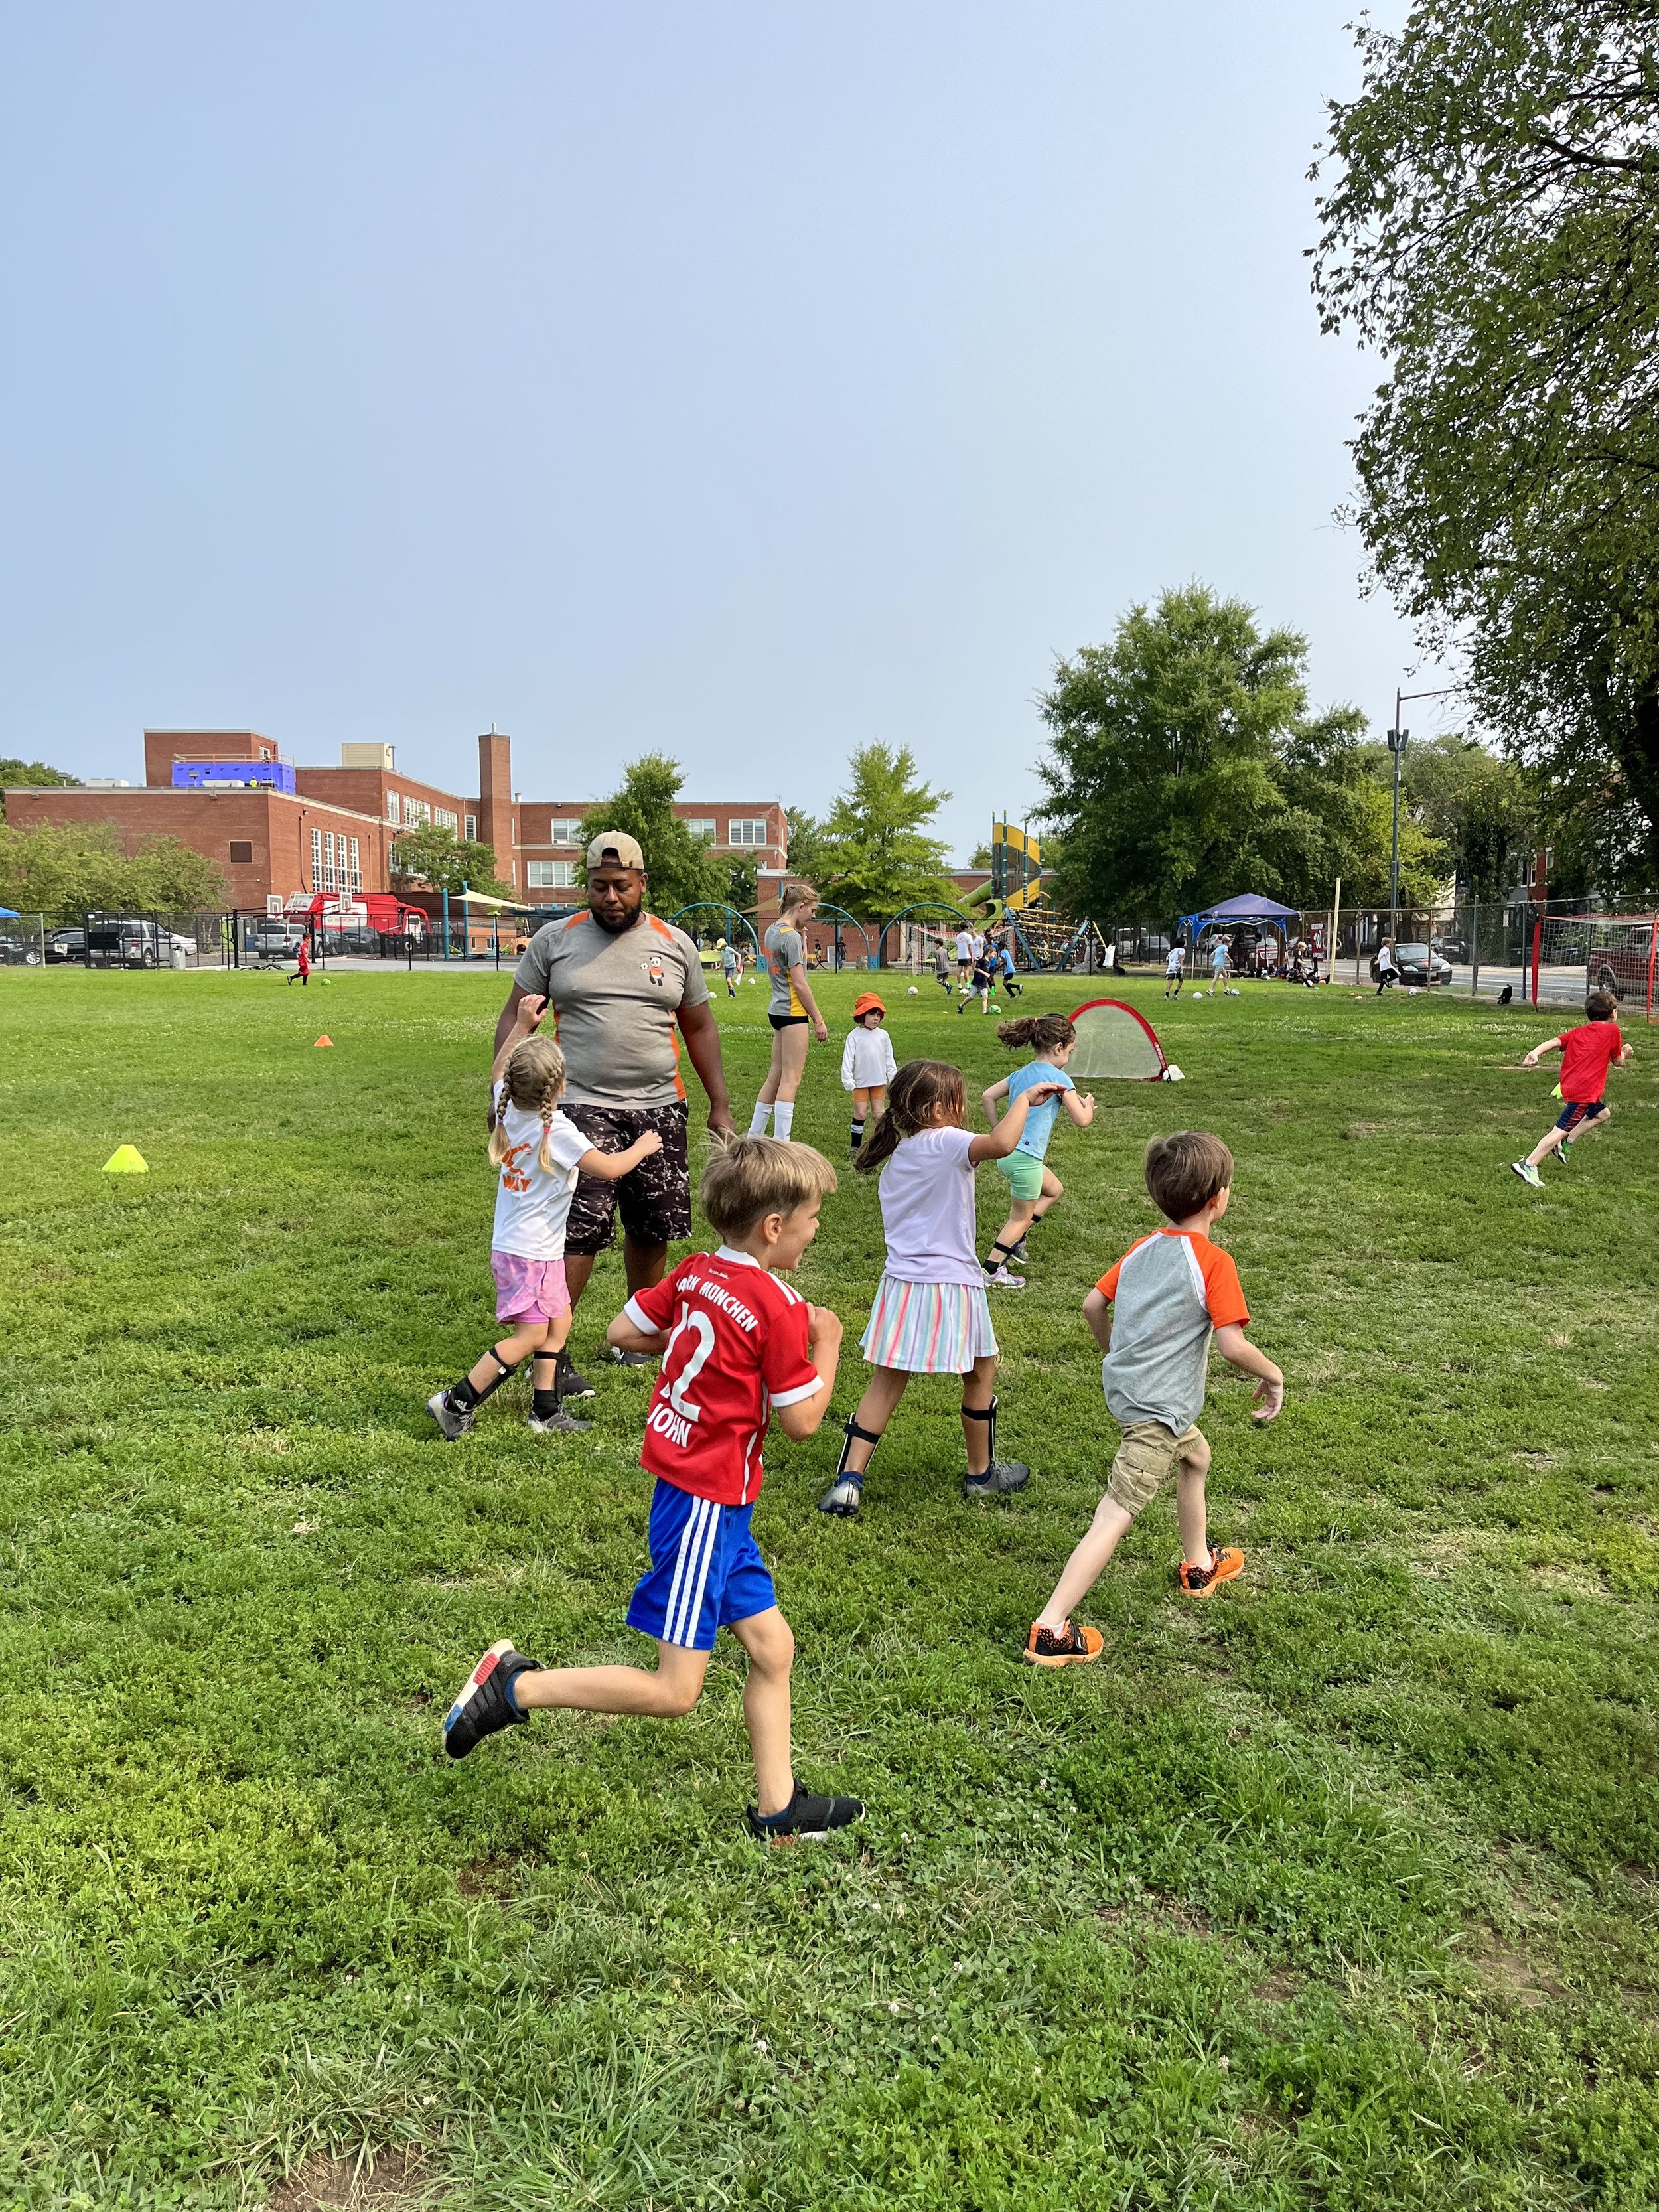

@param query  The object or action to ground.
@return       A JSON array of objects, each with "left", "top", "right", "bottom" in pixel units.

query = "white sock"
[
  {"left": 748, "top": 1101, "right": 772, "bottom": 1136},
  {"left": 773, "top": 1102, "right": 795, "bottom": 1140}
]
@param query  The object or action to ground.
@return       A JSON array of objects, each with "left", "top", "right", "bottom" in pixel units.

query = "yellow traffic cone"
[{"left": 103, "top": 1145, "right": 149, "bottom": 1173}]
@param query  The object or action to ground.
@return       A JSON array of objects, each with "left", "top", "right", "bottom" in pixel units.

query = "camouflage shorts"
[
  {"left": 1106, "top": 1419, "right": 1208, "bottom": 1516},
  {"left": 561, "top": 1102, "right": 691, "bottom": 1257}
]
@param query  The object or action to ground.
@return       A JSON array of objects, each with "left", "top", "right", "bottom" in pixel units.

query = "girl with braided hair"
[{"left": 818, "top": 1057, "right": 1062, "bottom": 1518}]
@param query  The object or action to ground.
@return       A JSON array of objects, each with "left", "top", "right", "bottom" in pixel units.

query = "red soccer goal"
[
  {"left": 1532, "top": 913, "right": 1658, "bottom": 1021},
  {"left": 1067, "top": 998, "right": 1172, "bottom": 1080}
]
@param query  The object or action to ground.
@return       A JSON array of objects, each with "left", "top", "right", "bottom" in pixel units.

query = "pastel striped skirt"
[{"left": 860, "top": 1274, "right": 998, "bottom": 1374}]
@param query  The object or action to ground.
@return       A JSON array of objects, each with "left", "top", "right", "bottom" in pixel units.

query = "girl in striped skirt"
[{"left": 818, "top": 1058, "right": 1064, "bottom": 1517}]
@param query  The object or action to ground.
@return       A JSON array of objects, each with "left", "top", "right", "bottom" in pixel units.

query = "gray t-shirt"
[
  {"left": 765, "top": 923, "right": 806, "bottom": 1018},
  {"left": 1099, "top": 1228, "right": 1249, "bottom": 1436},
  {"left": 513, "top": 911, "right": 710, "bottom": 1109}
]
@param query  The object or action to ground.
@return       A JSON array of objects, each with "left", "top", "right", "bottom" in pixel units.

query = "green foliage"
[
  {"left": 0, "top": 757, "right": 80, "bottom": 816},
  {"left": 0, "top": 970, "right": 1656, "bottom": 2204},
  {"left": 1313, "top": 0, "right": 1659, "bottom": 891},
  {"left": 0, "top": 820, "right": 226, "bottom": 922},
  {"left": 809, "top": 744, "right": 956, "bottom": 923},
  {"left": 387, "top": 823, "right": 512, "bottom": 899},
  {"left": 966, "top": 842, "right": 992, "bottom": 869},
  {"left": 1037, "top": 585, "right": 1426, "bottom": 917},
  {"left": 578, "top": 754, "right": 729, "bottom": 920},
  {"left": 780, "top": 802, "right": 835, "bottom": 887},
  {"left": 1357, "top": 733, "right": 1538, "bottom": 902}
]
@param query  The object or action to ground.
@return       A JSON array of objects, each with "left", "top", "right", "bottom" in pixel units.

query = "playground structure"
[{"left": 990, "top": 818, "right": 1047, "bottom": 915}]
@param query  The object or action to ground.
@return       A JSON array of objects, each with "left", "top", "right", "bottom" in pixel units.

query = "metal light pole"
[{"left": 1388, "top": 694, "right": 1409, "bottom": 934}]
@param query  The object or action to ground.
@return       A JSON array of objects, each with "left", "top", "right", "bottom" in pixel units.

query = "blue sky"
[{"left": 0, "top": 1, "right": 1452, "bottom": 860}]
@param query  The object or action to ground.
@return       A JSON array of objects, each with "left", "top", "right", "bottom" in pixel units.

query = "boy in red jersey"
[
  {"left": 442, "top": 1137, "right": 863, "bottom": 1842},
  {"left": 1511, "top": 990, "right": 1633, "bottom": 1188}
]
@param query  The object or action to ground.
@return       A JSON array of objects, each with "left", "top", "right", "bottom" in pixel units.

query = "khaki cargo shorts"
[{"left": 1107, "top": 1419, "right": 1207, "bottom": 1516}]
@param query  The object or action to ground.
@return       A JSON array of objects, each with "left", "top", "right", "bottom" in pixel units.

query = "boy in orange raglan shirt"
[{"left": 1023, "top": 1130, "right": 1283, "bottom": 1666}]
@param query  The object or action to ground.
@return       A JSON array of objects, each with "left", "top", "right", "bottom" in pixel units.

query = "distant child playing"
[
  {"left": 980, "top": 1012, "right": 1094, "bottom": 1288},
  {"left": 1511, "top": 990, "right": 1633, "bottom": 1187},
  {"left": 287, "top": 940, "right": 311, "bottom": 986},
  {"left": 1023, "top": 1130, "right": 1283, "bottom": 1666},
  {"left": 841, "top": 991, "right": 897, "bottom": 1153},
  {"left": 443, "top": 1136, "right": 863, "bottom": 1841},
  {"left": 934, "top": 938, "right": 954, "bottom": 995},
  {"left": 721, "top": 940, "right": 741, "bottom": 997},
  {"left": 1163, "top": 945, "right": 1184, "bottom": 999},
  {"left": 427, "top": 996, "right": 663, "bottom": 1439},
  {"left": 957, "top": 941, "right": 996, "bottom": 1015},
  {"left": 818, "top": 1059, "right": 1063, "bottom": 1517}
]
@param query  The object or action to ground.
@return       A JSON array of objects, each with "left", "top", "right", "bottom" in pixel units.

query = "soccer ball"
[{"left": 907, "top": 986, "right": 918, "bottom": 995}]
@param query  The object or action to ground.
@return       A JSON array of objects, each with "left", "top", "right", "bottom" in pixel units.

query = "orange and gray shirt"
[
  {"left": 512, "top": 911, "right": 709, "bottom": 1109},
  {"left": 765, "top": 922, "right": 806, "bottom": 1017},
  {"left": 1096, "top": 1228, "right": 1250, "bottom": 1435}
]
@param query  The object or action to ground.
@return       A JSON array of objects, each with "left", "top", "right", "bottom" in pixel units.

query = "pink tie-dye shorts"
[{"left": 490, "top": 1250, "right": 572, "bottom": 1325}]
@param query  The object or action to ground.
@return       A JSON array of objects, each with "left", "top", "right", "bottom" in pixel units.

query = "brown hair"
[
  {"left": 489, "top": 1037, "right": 569, "bottom": 1175},
  {"left": 1144, "top": 1130, "right": 1234, "bottom": 1221},
  {"left": 856, "top": 1059, "right": 966, "bottom": 1171},
  {"left": 701, "top": 1135, "right": 838, "bottom": 1237},
  {"left": 997, "top": 1012, "right": 1076, "bottom": 1055},
  {"left": 1585, "top": 988, "right": 1618, "bottom": 1021}
]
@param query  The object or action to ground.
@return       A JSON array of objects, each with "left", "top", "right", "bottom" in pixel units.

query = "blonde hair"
[
  {"left": 489, "top": 1035, "right": 569, "bottom": 1174},
  {"left": 779, "top": 882, "right": 817, "bottom": 916},
  {"left": 700, "top": 1135, "right": 837, "bottom": 1237}
]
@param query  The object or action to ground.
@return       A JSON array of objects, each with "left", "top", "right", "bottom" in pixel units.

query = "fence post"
[{"left": 1469, "top": 899, "right": 1479, "bottom": 996}]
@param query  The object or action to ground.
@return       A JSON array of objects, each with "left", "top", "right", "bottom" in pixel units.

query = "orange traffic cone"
[{"left": 314, "top": 1035, "right": 334, "bottom": 1049}]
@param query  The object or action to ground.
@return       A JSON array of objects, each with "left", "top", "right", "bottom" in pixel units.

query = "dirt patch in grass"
[
  {"left": 267, "top": 2147, "right": 433, "bottom": 2211},
  {"left": 454, "top": 1858, "right": 519, "bottom": 1900},
  {"left": 1254, "top": 1968, "right": 1299, "bottom": 2003},
  {"left": 1461, "top": 1929, "right": 1566, "bottom": 2009}
]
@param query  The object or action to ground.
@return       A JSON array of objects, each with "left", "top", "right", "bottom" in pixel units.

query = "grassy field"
[{"left": 1, "top": 963, "right": 1656, "bottom": 2211}]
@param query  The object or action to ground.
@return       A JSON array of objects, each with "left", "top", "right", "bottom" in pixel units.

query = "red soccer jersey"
[
  {"left": 623, "top": 1249, "right": 823, "bottom": 1506},
  {"left": 1558, "top": 1020, "right": 1623, "bottom": 1104}
]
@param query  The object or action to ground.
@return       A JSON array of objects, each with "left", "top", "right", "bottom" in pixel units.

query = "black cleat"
[
  {"left": 555, "top": 1351, "right": 596, "bottom": 1400},
  {"left": 747, "top": 1781, "right": 865, "bottom": 1841},
  {"left": 964, "top": 1459, "right": 1030, "bottom": 1500},
  {"left": 443, "top": 1641, "right": 540, "bottom": 1759},
  {"left": 609, "top": 1346, "right": 655, "bottom": 1369},
  {"left": 427, "top": 1389, "right": 474, "bottom": 1441}
]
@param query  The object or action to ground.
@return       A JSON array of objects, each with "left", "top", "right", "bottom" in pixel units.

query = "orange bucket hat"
[{"left": 852, "top": 991, "right": 887, "bottom": 1019}]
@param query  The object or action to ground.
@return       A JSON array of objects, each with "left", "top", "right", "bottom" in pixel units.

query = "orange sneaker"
[
  {"left": 1178, "top": 1546, "right": 1244, "bottom": 1597},
  {"left": 1023, "top": 1619, "right": 1104, "bottom": 1667}
]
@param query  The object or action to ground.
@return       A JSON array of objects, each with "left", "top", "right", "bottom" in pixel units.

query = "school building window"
[
  {"left": 684, "top": 818, "right": 717, "bottom": 841},
  {"left": 547, "top": 819, "right": 583, "bottom": 846},
  {"left": 311, "top": 829, "right": 362, "bottom": 895},
  {"left": 229, "top": 840, "right": 253, "bottom": 864},
  {"left": 526, "top": 860, "right": 580, "bottom": 889},
  {"left": 463, "top": 814, "right": 477, "bottom": 842},
  {"left": 386, "top": 792, "right": 401, "bottom": 825},
  {"left": 727, "top": 818, "right": 768, "bottom": 847},
  {"left": 404, "top": 798, "right": 429, "bottom": 828},
  {"left": 433, "top": 807, "right": 457, "bottom": 832}
]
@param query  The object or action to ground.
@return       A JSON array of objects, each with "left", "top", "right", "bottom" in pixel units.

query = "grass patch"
[{"left": 0, "top": 966, "right": 1656, "bottom": 2208}]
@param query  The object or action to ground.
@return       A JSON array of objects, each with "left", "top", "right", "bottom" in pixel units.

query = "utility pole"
[{"left": 1389, "top": 682, "right": 1462, "bottom": 936}]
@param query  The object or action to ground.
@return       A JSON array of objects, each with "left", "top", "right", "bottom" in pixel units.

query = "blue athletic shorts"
[
  {"left": 626, "top": 1479, "right": 777, "bottom": 1651},
  {"left": 1556, "top": 1097, "right": 1609, "bottom": 1131}
]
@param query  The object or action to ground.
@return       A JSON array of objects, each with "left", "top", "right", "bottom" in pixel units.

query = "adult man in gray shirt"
[{"left": 494, "top": 830, "right": 737, "bottom": 1392}]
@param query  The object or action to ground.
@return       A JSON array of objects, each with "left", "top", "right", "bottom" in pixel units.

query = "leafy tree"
[
  {"left": 577, "top": 754, "right": 727, "bottom": 921},
  {"left": 1035, "top": 585, "right": 1415, "bottom": 917},
  {"left": 779, "top": 803, "right": 835, "bottom": 887},
  {"left": 0, "top": 822, "right": 225, "bottom": 922},
  {"left": 1313, "top": 1, "right": 1659, "bottom": 892},
  {"left": 966, "top": 842, "right": 992, "bottom": 869},
  {"left": 810, "top": 745, "right": 956, "bottom": 923},
  {"left": 1356, "top": 732, "right": 1537, "bottom": 901},
  {"left": 388, "top": 824, "right": 512, "bottom": 899},
  {"left": 0, "top": 757, "right": 80, "bottom": 817}
]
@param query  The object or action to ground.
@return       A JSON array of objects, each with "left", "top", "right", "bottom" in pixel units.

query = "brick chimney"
[{"left": 478, "top": 730, "right": 516, "bottom": 887}]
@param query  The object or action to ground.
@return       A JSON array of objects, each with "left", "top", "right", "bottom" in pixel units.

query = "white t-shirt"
[
  {"left": 954, "top": 930, "right": 973, "bottom": 960},
  {"left": 841, "top": 1025, "right": 898, "bottom": 1090},
  {"left": 491, "top": 1104, "right": 594, "bottom": 1260},
  {"left": 877, "top": 1126, "right": 980, "bottom": 1286},
  {"left": 1165, "top": 948, "right": 1183, "bottom": 975}
]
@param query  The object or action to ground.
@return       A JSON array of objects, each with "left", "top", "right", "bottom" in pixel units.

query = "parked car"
[
  {"left": 1588, "top": 921, "right": 1654, "bottom": 1002},
  {"left": 252, "top": 919, "right": 309, "bottom": 960},
  {"left": 1431, "top": 935, "right": 1467, "bottom": 962},
  {"left": 0, "top": 932, "right": 42, "bottom": 966},
  {"left": 1392, "top": 941, "right": 1453, "bottom": 986},
  {"left": 86, "top": 916, "right": 172, "bottom": 968},
  {"left": 46, "top": 928, "right": 86, "bottom": 963}
]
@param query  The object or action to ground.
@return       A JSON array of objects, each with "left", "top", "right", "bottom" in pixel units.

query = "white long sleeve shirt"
[{"left": 841, "top": 1025, "right": 898, "bottom": 1091}]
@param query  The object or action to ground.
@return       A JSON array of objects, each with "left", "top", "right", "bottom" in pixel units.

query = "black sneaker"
[
  {"left": 609, "top": 1346, "right": 656, "bottom": 1369},
  {"left": 818, "top": 1473, "right": 864, "bottom": 1516},
  {"left": 528, "top": 1405, "right": 591, "bottom": 1435},
  {"left": 555, "top": 1351, "right": 596, "bottom": 1400},
  {"left": 427, "top": 1389, "right": 474, "bottom": 1441},
  {"left": 964, "top": 1459, "right": 1030, "bottom": 1499},
  {"left": 747, "top": 1781, "right": 865, "bottom": 1841},
  {"left": 443, "top": 1641, "right": 540, "bottom": 1759}
]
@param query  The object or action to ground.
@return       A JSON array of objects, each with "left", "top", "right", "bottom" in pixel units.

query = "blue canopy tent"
[
  {"left": 0, "top": 908, "right": 19, "bottom": 918},
  {"left": 1178, "top": 892, "right": 1299, "bottom": 946}
]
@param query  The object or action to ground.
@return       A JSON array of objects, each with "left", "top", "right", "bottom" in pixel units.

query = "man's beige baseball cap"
[{"left": 585, "top": 830, "right": 645, "bottom": 871}]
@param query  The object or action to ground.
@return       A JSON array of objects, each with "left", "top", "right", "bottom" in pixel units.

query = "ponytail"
[
  {"left": 997, "top": 1011, "right": 1075, "bottom": 1055},
  {"left": 487, "top": 1082, "right": 513, "bottom": 1167},
  {"left": 857, "top": 1059, "right": 966, "bottom": 1172}
]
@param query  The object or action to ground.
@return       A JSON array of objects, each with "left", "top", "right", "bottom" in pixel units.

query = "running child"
[
  {"left": 721, "top": 939, "right": 741, "bottom": 997},
  {"left": 934, "top": 938, "right": 954, "bottom": 995},
  {"left": 841, "top": 990, "right": 897, "bottom": 1153},
  {"left": 1511, "top": 989, "right": 1632, "bottom": 1187},
  {"left": 979, "top": 1012, "right": 1094, "bottom": 1288},
  {"left": 818, "top": 1059, "right": 1063, "bottom": 1517},
  {"left": 443, "top": 1136, "right": 862, "bottom": 1842},
  {"left": 427, "top": 997, "right": 664, "bottom": 1439},
  {"left": 1164, "top": 944, "right": 1184, "bottom": 999},
  {"left": 996, "top": 942, "right": 1024, "bottom": 999},
  {"left": 749, "top": 885, "right": 829, "bottom": 1142},
  {"left": 1023, "top": 1130, "right": 1283, "bottom": 1666},
  {"left": 956, "top": 939, "right": 996, "bottom": 1015}
]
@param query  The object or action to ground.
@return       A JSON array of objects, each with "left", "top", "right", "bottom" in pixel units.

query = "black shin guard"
[
  {"left": 837, "top": 1415, "right": 883, "bottom": 1482},
  {"left": 470, "top": 1349, "right": 520, "bottom": 1408},
  {"left": 963, "top": 1394, "right": 997, "bottom": 1465}
]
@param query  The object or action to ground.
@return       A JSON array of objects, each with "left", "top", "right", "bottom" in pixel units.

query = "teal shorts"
[{"left": 995, "top": 1149, "right": 1046, "bottom": 1201}]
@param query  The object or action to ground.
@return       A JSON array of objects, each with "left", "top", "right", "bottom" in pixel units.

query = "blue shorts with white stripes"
[{"left": 626, "top": 1479, "right": 778, "bottom": 1651}]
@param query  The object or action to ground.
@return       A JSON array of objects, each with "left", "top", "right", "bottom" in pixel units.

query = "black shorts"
[
  {"left": 1556, "top": 1097, "right": 1608, "bottom": 1131},
  {"left": 768, "top": 1012, "right": 809, "bottom": 1031},
  {"left": 561, "top": 1102, "right": 691, "bottom": 1257}
]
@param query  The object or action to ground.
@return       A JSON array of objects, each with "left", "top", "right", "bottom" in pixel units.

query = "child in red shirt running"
[
  {"left": 1511, "top": 990, "right": 1633, "bottom": 1188},
  {"left": 441, "top": 1137, "right": 865, "bottom": 1842},
  {"left": 1023, "top": 1131, "right": 1283, "bottom": 1667}
]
